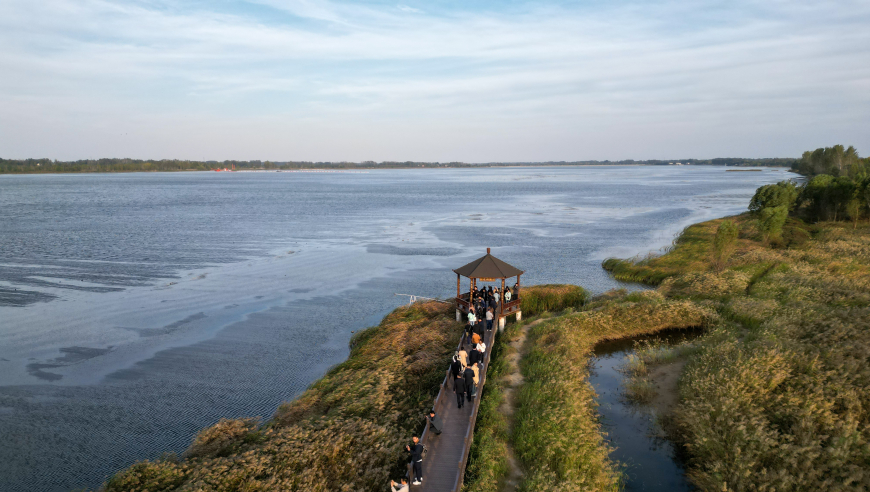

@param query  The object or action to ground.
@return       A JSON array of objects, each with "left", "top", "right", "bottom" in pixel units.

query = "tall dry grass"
[
  {"left": 512, "top": 296, "right": 714, "bottom": 491},
  {"left": 520, "top": 284, "right": 588, "bottom": 316},
  {"left": 603, "top": 216, "right": 870, "bottom": 491},
  {"left": 101, "top": 301, "right": 462, "bottom": 492},
  {"left": 671, "top": 223, "right": 870, "bottom": 491}
]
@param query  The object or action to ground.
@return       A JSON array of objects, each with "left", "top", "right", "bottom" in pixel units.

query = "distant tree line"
[
  {"left": 0, "top": 156, "right": 797, "bottom": 174},
  {"left": 749, "top": 145, "right": 870, "bottom": 241}
]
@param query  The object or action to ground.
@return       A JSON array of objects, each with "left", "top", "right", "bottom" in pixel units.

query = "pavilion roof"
[{"left": 453, "top": 251, "right": 524, "bottom": 279}]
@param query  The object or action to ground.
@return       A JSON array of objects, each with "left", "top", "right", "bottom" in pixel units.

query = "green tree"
[
  {"left": 748, "top": 181, "right": 798, "bottom": 213},
  {"left": 711, "top": 220, "right": 739, "bottom": 271},
  {"left": 797, "top": 145, "right": 861, "bottom": 176}
]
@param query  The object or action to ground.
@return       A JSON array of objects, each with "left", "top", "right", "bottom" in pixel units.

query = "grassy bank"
[
  {"left": 100, "top": 301, "right": 461, "bottom": 491},
  {"left": 469, "top": 212, "right": 870, "bottom": 491},
  {"left": 602, "top": 215, "right": 870, "bottom": 491},
  {"left": 514, "top": 293, "right": 714, "bottom": 491},
  {"left": 463, "top": 284, "right": 589, "bottom": 492}
]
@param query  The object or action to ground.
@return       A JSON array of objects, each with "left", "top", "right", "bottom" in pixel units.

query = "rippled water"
[{"left": 0, "top": 167, "right": 788, "bottom": 491}]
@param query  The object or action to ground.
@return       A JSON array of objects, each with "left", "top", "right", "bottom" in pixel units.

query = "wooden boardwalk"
[{"left": 412, "top": 324, "right": 498, "bottom": 492}]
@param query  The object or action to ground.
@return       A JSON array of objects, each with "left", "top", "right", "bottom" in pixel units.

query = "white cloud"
[{"left": 0, "top": 0, "right": 868, "bottom": 161}]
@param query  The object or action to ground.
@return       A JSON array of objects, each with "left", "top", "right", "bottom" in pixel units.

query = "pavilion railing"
[{"left": 455, "top": 293, "right": 521, "bottom": 316}]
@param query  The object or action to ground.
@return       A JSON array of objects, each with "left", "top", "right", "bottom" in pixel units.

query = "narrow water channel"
[{"left": 589, "top": 330, "right": 700, "bottom": 491}]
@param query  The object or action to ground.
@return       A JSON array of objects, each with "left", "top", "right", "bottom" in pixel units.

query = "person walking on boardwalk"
[
  {"left": 454, "top": 374, "right": 467, "bottom": 408},
  {"left": 471, "top": 362, "right": 480, "bottom": 397},
  {"left": 463, "top": 365, "right": 476, "bottom": 400},
  {"left": 450, "top": 355, "right": 463, "bottom": 385},
  {"left": 467, "top": 344, "right": 480, "bottom": 367},
  {"left": 468, "top": 307, "right": 477, "bottom": 325},
  {"left": 457, "top": 346, "right": 468, "bottom": 369},
  {"left": 406, "top": 436, "right": 424, "bottom": 485},
  {"left": 486, "top": 307, "right": 494, "bottom": 331},
  {"left": 390, "top": 478, "right": 409, "bottom": 492},
  {"left": 427, "top": 411, "right": 443, "bottom": 436},
  {"left": 471, "top": 331, "right": 481, "bottom": 345}
]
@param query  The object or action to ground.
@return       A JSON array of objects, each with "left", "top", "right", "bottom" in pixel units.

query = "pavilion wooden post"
[
  {"left": 515, "top": 274, "right": 522, "bottom": 322},
  {"left": 456, "top": 273, "right": 462, "bottom": 321},
  {"left": 499, "top": 277, "right": 506, "bottom": 331}
]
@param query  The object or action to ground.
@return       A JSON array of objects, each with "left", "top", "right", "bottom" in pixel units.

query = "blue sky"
[{"left": 1, "top": 0, "right": 868, "bottom": 161}]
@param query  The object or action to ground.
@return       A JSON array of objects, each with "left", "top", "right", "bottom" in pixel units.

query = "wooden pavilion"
[{"left": 454, "top": 248, "right": 524, "bottom": 330}]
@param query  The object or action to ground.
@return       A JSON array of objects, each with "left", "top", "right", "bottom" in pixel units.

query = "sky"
[{"left": 1, "top": 0, "right": 869, "bottom": 162}]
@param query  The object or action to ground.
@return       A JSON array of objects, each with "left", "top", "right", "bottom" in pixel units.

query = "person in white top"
[
  {"left": 468, "top": 308, "right": 477, "bottom": 324},
  {"left": 504, "top": 289, "right": 512, "bottom": 302},
  {"left": 477, "top": 341, "right": 486, "bottom": 353},
  {"left": 390, "top": 478, "right": 409, "bottom": 492}
]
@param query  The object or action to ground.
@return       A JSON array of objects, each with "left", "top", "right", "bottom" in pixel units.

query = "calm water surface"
[
  {"left": 591, "top": 330, "right": 703, "bottom": 491},
  {"left": 0, "top": 166, "right": 787, "bottom": 491}
]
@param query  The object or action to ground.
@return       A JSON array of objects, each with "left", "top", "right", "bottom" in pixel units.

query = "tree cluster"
[
  {"left": 750, "top": 154, "right": 870, "bottom": 236},
  {"left": 792, "top": 145, "right": 870, "bottom": 177}
]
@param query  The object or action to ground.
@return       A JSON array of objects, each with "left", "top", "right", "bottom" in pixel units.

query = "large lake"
[{"left": 0, "top": 166, "right": 787, "bottom": 491}]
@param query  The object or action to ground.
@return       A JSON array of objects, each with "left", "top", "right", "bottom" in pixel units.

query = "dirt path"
[{"left": 499, "top": 318, "right": 545, "bottom": 492}]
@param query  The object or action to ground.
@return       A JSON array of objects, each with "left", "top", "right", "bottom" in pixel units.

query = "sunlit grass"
[
  {"left": 520, "top": 284, "right": 588, "bottom": 316},
  {"left": 603, "top": 216, "right": 870, "bottom": 491}
]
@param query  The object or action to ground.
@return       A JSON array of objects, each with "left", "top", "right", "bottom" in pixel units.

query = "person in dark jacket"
[
  {"left": 406, "top": 436, "right": 424, "bottom": 485},
  {"left": 467, "top": 346, "right": 480, "bottom": 366},
  {"left": 450, "top": 355, "right": 463, "bottom": 383},
  {"left": 475, "top": 317, "right": 485, "bottom": 338},
  {"left": 427, "top": 411, "right": 443, "bottom": 435},
  {"left": 463, "top": 366, "right": 475, "bottom": 401},
  {"left": 454, "top": 374, "right": 467, "bottom": 408}
]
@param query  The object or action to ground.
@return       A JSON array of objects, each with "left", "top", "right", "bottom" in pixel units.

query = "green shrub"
[{"left": 712, "top": 220, "right": 739, "bottom": 271}]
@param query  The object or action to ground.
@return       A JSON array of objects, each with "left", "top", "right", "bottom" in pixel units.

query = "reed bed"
[
  {"left": 512, "top": 296, "right": 714, "bottom": 491},
  {"left": 604, "top": 216, "right": 870, "bottom": 491},
  {"left": 101, "top": 301, "right": 462, "bottom": 492},
  {"left": 519, "top": 284, "right": 588, "bottom": 316}
]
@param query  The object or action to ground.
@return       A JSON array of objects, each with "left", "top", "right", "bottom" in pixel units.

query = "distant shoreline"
[{"left": 0, "top": 160, "right": 795, "bottom": 175}]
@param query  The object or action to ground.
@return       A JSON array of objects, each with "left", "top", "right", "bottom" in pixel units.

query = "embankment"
[{"left": 100, "top": 301, "right": 461, "bottom": 491}]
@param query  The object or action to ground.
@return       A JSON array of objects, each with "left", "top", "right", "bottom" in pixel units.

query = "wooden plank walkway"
[{"left": 412, "top": 324, "right": 498, "bottom": 492}]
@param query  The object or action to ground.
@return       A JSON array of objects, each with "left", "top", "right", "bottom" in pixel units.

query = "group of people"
[
  {"left": 469, "top": 285, "right": 518, "bottom": 321},
  {"left": 391, "top": 286, "right": 518, "bottom": 489}
]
